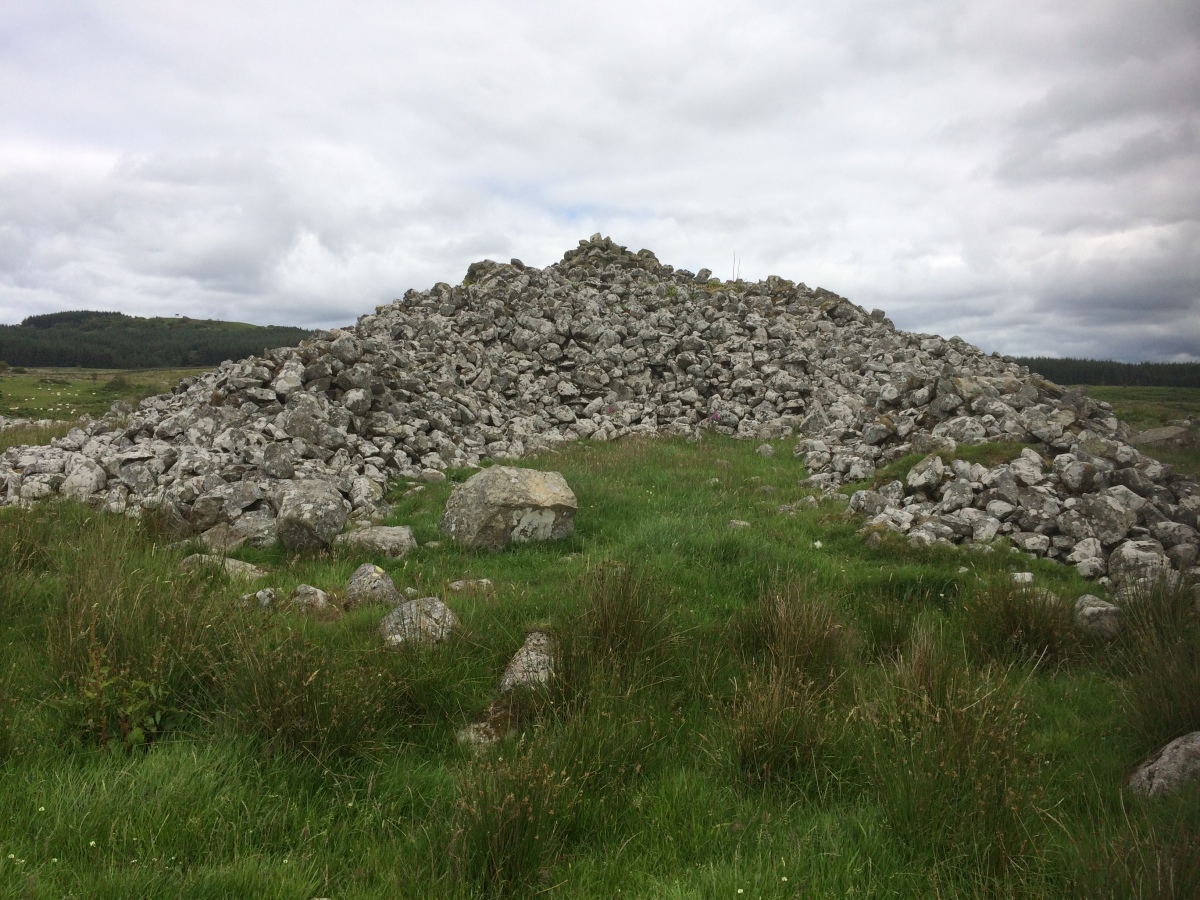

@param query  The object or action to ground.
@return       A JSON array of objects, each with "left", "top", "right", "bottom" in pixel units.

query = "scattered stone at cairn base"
[
  {"left": 344, "top": 563, "right": 402, "bottom": 608},
  {"left": 198, "top": 512, "right": 279, "bottom": 553},
  {"left": 380, "top": 597, "right": 458, "bottom": 646},
  {"left": 1073, "top": 594, "right": 1123, "bottom": 640},
  {"left": 290, "top": 583, "right": 331, "bottom": 612},
  {"left": 1128, "top": 732, "right": 1200, "bottom": 798},
  {"left": 439, "top": 466, "right": 577, "bottom": 550},
  {"left": 498, "top": 631, "right": 555, "bottom": 693},
  {"left": 333, "top": 524, "right": 417, "bottom": 558},
  {"left": 180, "top": 553, "right": 268, "bottom": 581},
  {"left": 276, "top": 480, "right": 351, "bottom": 551}
]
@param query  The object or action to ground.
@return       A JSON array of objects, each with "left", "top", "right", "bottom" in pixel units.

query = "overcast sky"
[{"left": 1, "top": 1, "right": 1197, "bottom": 361}]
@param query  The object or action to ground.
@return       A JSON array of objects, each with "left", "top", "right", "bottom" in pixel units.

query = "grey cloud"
[{"left": 0, "top": 0, "right": 1197, "bottom": 362}]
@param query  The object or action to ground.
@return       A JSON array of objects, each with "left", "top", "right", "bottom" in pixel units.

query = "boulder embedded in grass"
[
  {"left": 498, "top": 631, "right": 555, "bottom": 693},
  {"left": 1073, "top": 594, "right": 1123, "bottom": 639},
  {"left": 333, "top": 525, "right": 417, "bottom": 558},
  {"left": 1128, "top": 732, "right": 1200, "bottom": 798},
  {"left": 181, "top": 553, "right": 267, "bottom": 581},
  {"left": 439, "top": 466, "right": 577, "bottom": 550},
  {"left": 344, "top": 563, "right": 401, "bottom": 608},
  {"left": 380, "top": 597, "right": 457, "bottom": 646}
]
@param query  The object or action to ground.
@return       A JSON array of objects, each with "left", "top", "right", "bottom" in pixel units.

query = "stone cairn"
[{"left": 0, "top": 234, "right": 1196, "bottom": 595}]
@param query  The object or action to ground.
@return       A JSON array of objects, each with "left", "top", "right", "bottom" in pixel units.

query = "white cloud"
[{"left": 0, "top": 0, "right": 1196, "bottom": 360}]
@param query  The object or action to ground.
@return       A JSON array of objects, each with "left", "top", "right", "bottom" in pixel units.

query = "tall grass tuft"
[
  {"left": 734, "top": 579, "right": 856, "bottom": 686},
  {"left": 963, "top": 581, "right": 1079, "bottom": 668},
  {"left": 452, "top": 681, "right": 668, "bottom": 894},
  {"left": 1117, "top": 578, "right": 1200, "bottom": 749},
  {"left": 729, "top": 666, "right": 829, "bottom": 791},
  {"left": 552, "top": 562, "right": 674, "bottom": 695},
  {"left": 867, "top": 625, "right": 1048, "bottom": 879},
  {"left": 221, "top": 620, "right": 427, "bottom": 760}
]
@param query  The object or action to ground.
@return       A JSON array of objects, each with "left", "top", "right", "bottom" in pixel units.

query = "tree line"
[
  {"left": 1017, "top": 357, "right": 1200, "bottom": 388},
  {"left": 0, "top": 311, "right": 312, "bottom": 369}
]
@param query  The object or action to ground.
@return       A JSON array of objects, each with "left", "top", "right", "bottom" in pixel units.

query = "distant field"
[
  {"left": 1085, "top": 385, "right": 1200, "bottom": 476},
  {"left": 0, "top": 367, "right": 206, "bottom": 422}
]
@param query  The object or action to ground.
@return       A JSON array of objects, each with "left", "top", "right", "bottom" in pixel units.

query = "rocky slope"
[{"left": 1, "top": 235, "right": 1196, "bottom": 590}]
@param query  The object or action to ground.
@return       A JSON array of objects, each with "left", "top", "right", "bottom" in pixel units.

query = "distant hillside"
[
  {"left": 0, "top": 311, "right": 311, "bottom": 369},
  {"left": 1017, "top": 357, "right": 1200, "bottom": 388}
]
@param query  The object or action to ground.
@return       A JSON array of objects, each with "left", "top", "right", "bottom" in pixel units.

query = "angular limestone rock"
[
  {"left": 498, "top": 631, "right": 555, "bottom": 693},
  {"left": 1128, "top": 732, "right": 1200, "bottom": 798},
  {"left": 439, "top": 466, "right": 576, "bottom": 550},
  {"left": 333, "top": 525, "right": 417, "bottom": 558},
  {"left": 344, "top": 563, "right": 401, "bottom": 607},
  {"left": 277, "top": 480, "right": 349, "bottom": 550},
  {"left": 1073, "top": 594, "right": 1123, "bottom": 639},
  {"left": 380, "top": 596, "right": 458, "bottom": 646}
]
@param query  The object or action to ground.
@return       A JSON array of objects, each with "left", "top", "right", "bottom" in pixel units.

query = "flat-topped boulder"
[{"left": 439, "top": 466, "right": 577, "bottom": 550}]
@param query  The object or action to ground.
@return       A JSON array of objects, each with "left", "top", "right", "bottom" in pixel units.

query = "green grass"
[
  {"left": 0, "top": 367, "right": 205, "bottom": 422},
  {"left": 1084, "top": 385, "right": 1200, "bottom": 475},
  {"left": 1, "top": 432, "right": 1198, "bottom": 897}
]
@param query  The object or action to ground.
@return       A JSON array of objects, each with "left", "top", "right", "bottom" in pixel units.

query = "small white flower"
[{"left": 813, "top": 540, "right": 823, "bottom": 548}]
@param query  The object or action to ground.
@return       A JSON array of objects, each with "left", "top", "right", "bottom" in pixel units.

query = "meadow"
[{"left": 1, "top": 420, "right": 1198, "bottom": 897}]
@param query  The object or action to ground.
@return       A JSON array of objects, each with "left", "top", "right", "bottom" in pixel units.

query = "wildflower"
[{"left": 89, "top": 841, "right": 96, "bottom": 847}]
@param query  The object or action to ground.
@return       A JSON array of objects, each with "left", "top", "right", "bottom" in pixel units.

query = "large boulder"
[
  {"left": 1073, "top": 594, "right": 1123, "bottom": 639},
  {"left": 276, "top": 480, "right": 349, "bottom": 550},
  {"left": 439, "top": 466, "right": 577, "bottom": 550},
  {"left": 1128, "top": 732, "right": 1200, "bottom": 798}
]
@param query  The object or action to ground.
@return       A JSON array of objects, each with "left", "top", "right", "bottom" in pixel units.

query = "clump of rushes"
[
  {"left": 867, "top": 625, "right": 1048, "bottom": 880},
  {"left": 962, "top": 580, "right": 1079, "bottom": 669},
  {"left": 452, "top": 750, "right": 575, "bottom": 895},
  {"left": 552, "top": 562, "right": 674, "bottom": 695},
  {"left": 452, "top": 682, "right": 668, "bottom": 895},
  {"left": 734, "top": 579, "right": 857, "bottom": 687},
  {"left": 729, "top": 666, "right": 829, "bottom": 791},
  {"left": 1116, "top": 577, "right": 1200, "bottom": 749},
  {"left": 221, "top": 620, "right": 426, "bottom": 760},
  {"left": 39, "top": 505, "right": 231, "bottom": 742},
  {"left": 0, "top": 665, "right": 18, "bottom": 763}
]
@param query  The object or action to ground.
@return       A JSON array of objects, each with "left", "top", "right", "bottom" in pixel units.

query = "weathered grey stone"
[
  {"left": 907, "top": 454, "right": 945, "bottom": 492},
  {"left": 1079, "top": 492, "right": 1139, "bottom": 546},
  {"left": 290, "top": 583, "right": 331, "bottom": 611},
  {"left": 239, "top": 587, "right": 276, "bottom": 608},
  {"left": 334, "top": 525, "right": 417, "bottom": 558},
  {"left": 498, "top": 631, "right": 555, "bottom": 693},
  {"left": 380, "top": 596, "right": 457, "bottom": 646},
  {"left": 60, "top": 458, "right": 107, "bottom": 500},
  {"left": 262, "top": 443, "right": 296, "bottom": 479},
  {"left": 277, "top": 480, "right": 349, "bottom": 550},
  {"left": 1073, "top": 594, "right": 1123, "bottom": 639},
  {"left": 1128, "top": 732, "right": 1200, "bottom": 798},
  {"left": 1108, "top": 539, "right": 1172, "bottom": 595},
  {"left": 439, "top": 466, "right": 577, "bottom": 550},
  {"left": 345, "top": 563, "right": 401, "bottom": 607},
  {"left": 180, "top": 553, "right": 267, "bottom": 581}
]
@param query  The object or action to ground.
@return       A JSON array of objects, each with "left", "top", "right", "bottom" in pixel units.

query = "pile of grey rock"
[
  {"left": 842, "top": 440, "right": 1198, "bottom": 595},
  {"left": 0, "top": 234, "right": 1194, "bottom": 586}
]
